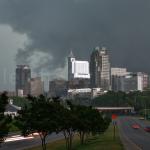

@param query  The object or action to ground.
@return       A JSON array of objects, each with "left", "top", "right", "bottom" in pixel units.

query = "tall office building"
[
  {"left": 68, "top": 51, "right": 90, "bottom": 88},
  {"left": 90, "top": 47, "right": 111, "bottom": 90},
  {"left": 16, "top": 65, "right": 31, "bottom": 96},
  {"left": 68, "top": 51, "right": 90, "bottom": 81}
]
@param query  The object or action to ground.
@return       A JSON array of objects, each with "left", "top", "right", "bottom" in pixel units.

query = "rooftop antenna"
[{"left": 69, "top": 49, "right": 74, "bottom": 58}]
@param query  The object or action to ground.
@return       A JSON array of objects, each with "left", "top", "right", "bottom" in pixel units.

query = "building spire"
[
  {"left": 68, "top": 49, "right": 74, "bottom": 58},
  {"left": 101, "top": 46, "right": 106, "bottom": 51}
]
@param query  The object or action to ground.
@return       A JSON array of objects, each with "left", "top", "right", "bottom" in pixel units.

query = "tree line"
[
  {"left": 0, "top": 92, "right": 111, "bottom": 150},
  {"left": 16, "top": 95, "right": 110, "bottom": 150},
  {"left": 0, "top": 92, "right": 11, "bottom": 147},
  {"left": 92, "top": 90, "right": 150, "bottom": 112}
]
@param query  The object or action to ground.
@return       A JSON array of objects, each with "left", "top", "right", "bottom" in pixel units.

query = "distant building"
[
  {"left": 49, "top": 79, "right": 68, "bottom": 97},
  {"left": 68, "top": 78, "right": 90, "bottom": 89},
  {"left": 6, "top": 91, "right": 16, "bottom": 97},
  {"left": 30, "top": 77, "right": 44, "bottom": 97},
  {"left": 90, "top": 47, "right": 111, "bottom": 90},
  {"left": 68, "top": 88, "right": 91, "bottom": 99},
  {"left": 4, "top": 99, "right": 21, "bottom": 118},
  {"left": 68, "top": 88, "right": 106, "bottom": 99},
  {"left": 68, "top": 51, "right": 90, "bottom": 80},
  {"left": 137, "top": 72, "right": 149, "bottom": 91},
  {"left": 143, "top": 73, "right": 149, "bottom": 90},
  {"left": 111, "top": 67, "right": 129, "bottom": 76},
  {"left": 68, "top": 51, "right": 90, "bottom": 88},
  {"left": 122, "top": 73, "right": 138, "bottom": 92},
  {"left": 111, "top": 67, "right": 129, "bottom": 91},
  {"left": 16, "top": 65, "right": 31, "bottom": 96},
  {"left": 112, "top": 72, "right": 149, "bottom": 92},
  {"left": 17, "top": 89, "right": 24, "bottom": 97}
]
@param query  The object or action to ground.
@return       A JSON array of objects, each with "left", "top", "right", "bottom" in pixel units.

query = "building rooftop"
[{"left": 5, "top": 104, "right": 21, "bottom": 112}]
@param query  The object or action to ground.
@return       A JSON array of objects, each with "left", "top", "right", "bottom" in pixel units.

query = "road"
[
  {"left": 0, "top": 133, "right": 63, "bottom": 150},
  {"left": 118, "top": 116, "right": 150, "bottom": 150},
  {"left": 1, "top": 116, "right": 150, "bottom": 150}
]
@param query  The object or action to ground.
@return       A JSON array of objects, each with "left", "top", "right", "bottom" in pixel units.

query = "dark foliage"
[{"left": 0, "top": 92, "right": 11, "bottom": 147}]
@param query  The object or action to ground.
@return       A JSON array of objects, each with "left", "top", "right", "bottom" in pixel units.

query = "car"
[
  {"left": 139, "top": 117, "right": 145, "bottom": 120},
  {"left": 132, "top": 124, "right": 140, "bottom": 129},
  {"left": 144, "top": 126, "right": 150, "bottom": 132}
]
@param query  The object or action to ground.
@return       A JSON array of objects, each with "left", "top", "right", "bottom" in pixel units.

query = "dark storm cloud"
[{"left": 0, "top": 0, "right": 150, "bottom": 74}]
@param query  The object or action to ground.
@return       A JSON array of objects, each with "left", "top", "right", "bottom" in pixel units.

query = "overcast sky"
[{"left": 0, "top": 0, "right": 150, "bottom": 91}]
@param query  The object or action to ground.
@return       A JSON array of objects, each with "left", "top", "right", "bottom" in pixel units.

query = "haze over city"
[{"left": 0, "top": 0, "right": 150, "bottom": 90}]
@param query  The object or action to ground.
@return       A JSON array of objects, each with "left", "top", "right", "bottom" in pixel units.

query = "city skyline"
[
  {"left": 1, "top": 45, "right": 150, "bottom": 92},
  {"left": 1, "top": 0, "right": 150, "bottom": 91}
]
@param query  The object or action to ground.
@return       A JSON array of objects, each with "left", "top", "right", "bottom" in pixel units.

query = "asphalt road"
[
  {"left": 118, "top": 116, "right": 150, "bottom": 150},
  {"left": 0, "top": 133, "right": 64, "bottom": 150},
  {"left": 1, "top": 116, "right": 150, "bottom": 150}
]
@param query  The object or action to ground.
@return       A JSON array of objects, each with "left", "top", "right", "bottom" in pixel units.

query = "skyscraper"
[
  {"left": 68, "top": 51, "right": 90, "bottom": 89},
  {"left": 16, "top": 65, "right": 31, "bottom": 96},
  {"left": 68, "top": 51, "right": 90, "bottom": 81},
  {"left": 90, "top": 47, "right": 111, "bottom": 90}
]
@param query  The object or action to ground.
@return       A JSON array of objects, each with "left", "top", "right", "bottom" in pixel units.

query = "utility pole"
[
  {"left": 145, "top": 100, "right": 147, "bottom": 120},
  {"left": 112, "top": 114, "right": 117, "bottom": 140}
]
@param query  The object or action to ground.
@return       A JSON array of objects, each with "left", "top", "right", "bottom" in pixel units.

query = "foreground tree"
[
  {"left": 74, "top": 105, "right": 110, "bottom": 145},
  {"left": 0, "top": 92, "right": 11, "bottom": 147},
  {"left": 17, "top": 95, "right": 63, "bottom": 150},
  {"left": 59, "top": 101, "right": 77, "bottom": 150},
  {"left": 16, "top": 96, "right": 111, "bottom": 150}
]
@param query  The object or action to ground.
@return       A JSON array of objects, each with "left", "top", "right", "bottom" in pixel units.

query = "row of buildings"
[
  {"left": 67, "top": 46, "right": 149, "bottom": 98},
  {"left": 15, "top": 47, "right": 150, "bottom": 98}
]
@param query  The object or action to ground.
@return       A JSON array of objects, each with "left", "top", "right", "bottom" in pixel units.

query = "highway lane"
[
  {"left": 0, "top": 133, "right": 64, "bottom": 150},
  {"left": 118, "top": 116, "right": 150, "bottom": 150}
]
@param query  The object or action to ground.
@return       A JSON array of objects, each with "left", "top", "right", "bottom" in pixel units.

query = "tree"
[
  {"left": 59, "top": 101, "right": 77, "bottom": 150},
  {"left": 17, "top": 95, "right": 63, "bottom": 150},
  {"left": 71, "top": 104, "right": 111, "bottom": 145},
  {"left": 0, "top": 92, "right": 11, "bottom": 147}
]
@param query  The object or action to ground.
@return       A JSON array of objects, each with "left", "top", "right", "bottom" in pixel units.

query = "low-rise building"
[
  {"left": 4, "top": 99, "right": 21, "bottom": 118},
  {"left": 112, "top": 72, "right": 149, "bottom": 92},
  {"left": 68, "top": 88, "right": 106, "bottom": 99}
]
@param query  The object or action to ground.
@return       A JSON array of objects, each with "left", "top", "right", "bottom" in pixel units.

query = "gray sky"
[{"left": 0, "top": 0, "right": 150, "bottom": 91}]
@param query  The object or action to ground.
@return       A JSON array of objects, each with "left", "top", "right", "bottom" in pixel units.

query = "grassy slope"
[{"left": 27, "top": 125, "right": 124, "bottom": 150}]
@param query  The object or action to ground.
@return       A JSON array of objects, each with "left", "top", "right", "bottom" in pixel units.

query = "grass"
[{"left": 26, "top": 125, "right": 124, "bottom": 150}]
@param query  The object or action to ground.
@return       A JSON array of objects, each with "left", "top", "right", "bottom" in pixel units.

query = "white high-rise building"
[{"left": 68, "top": 51, "right": 90, "bottom": 81}]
